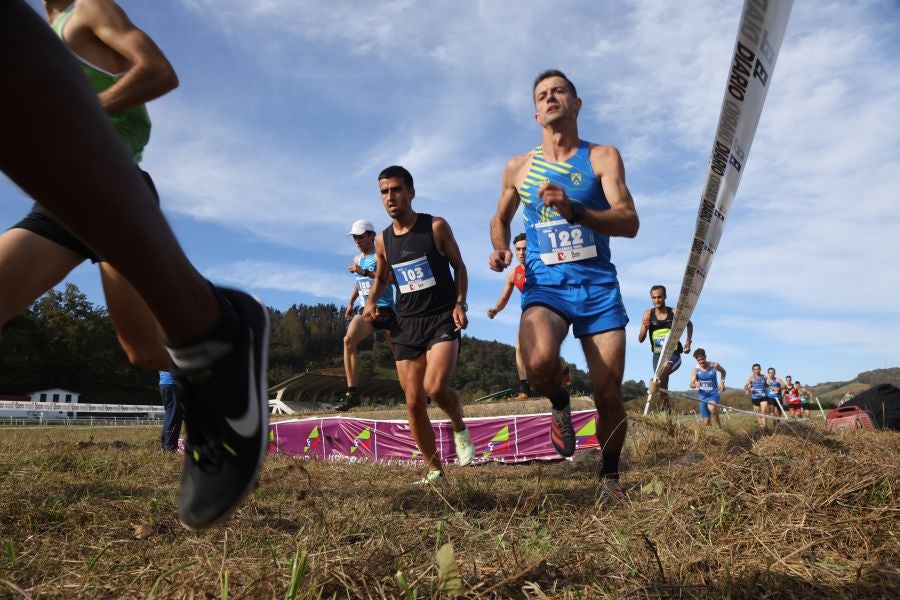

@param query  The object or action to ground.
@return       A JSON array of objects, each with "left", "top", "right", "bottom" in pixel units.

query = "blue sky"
[{"left": 4, "top": 0, "right": 900, "bottom": 390}]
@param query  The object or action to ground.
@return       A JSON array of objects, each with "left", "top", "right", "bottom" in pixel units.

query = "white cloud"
[
  {"left": 205, "top": 260, "right": 348, "bottom": 300},
  {"left": 130, "top": 1, "right": 900, "bottom": 386}
]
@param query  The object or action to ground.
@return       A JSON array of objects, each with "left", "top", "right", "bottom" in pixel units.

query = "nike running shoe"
[
  {"left": 514, "top": 392, "right": 529, "bottom": 400},
  {"left": 413, "top": 469, "right": 444, "bottom": 485},
  {"left": 335, "top": 391, "right": 361, "bottom": 412},
  {"left": 549, "top": 405, "right": 576, "bottom": 457},
  {"left": 170, "top": 287, "right": 269, "bottom": 530},
  {"left": 454, "top": 428, "right": 475, "bottom": 466}
]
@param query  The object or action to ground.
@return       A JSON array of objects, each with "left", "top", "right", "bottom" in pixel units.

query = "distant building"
[{"left": 30, "top": 388, "right": 81, "bottom": 404}]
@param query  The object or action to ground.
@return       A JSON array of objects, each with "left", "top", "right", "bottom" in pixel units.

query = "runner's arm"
[
  {"left": 79, "top": 0, "right": 178, "bottom": 114},
  {"left": 488, "top": 270, "right": 516, "bottom": 318},
  {"left": 684, "top": 320, "right": 694, "bottom": 352},
  {"left": 489, "top": 155, "right": 526, "bottom": 272},
  {"left": 716, "top": 363, "right": 726, "bottom": 390},
  {"left": 538, "top": 145, "right": 639, "bottom": 237},
  {"left": 637, "top": 309, "right": 651, "bottom": 343},
  {"left": 349, "top": 255, "right": 367, "bottom": 276},
  {"left": 689, "top": 367, "right": 699, "bottom": 388},
  {"left": 433, "top": 216, "right": 468, "bottom": 331},
  {"left": 362, "top": 234, "right": 388, "bottom": 322},
  {"left": 345, "top": 287, "right": 359, "bottom": 319}
]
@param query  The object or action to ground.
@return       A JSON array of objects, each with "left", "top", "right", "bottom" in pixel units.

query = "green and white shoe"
[
  {"left": 454, "top": 428, "right": 475, "bottom": 466},
  {"left": 413, "top": 469, "right": 444, "bottom": 485}
]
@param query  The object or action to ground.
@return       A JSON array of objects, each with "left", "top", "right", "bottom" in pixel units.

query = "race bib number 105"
[
  {"left": 534, "top": 219, "right": 597, "bottom": 265},
  {"left": 391, "top": 255, "right": 437, "bottom": 294}
]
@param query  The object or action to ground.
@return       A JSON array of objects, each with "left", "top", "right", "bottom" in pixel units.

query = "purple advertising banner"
[{"left": 269, "top": 410, "right": 601, "bottom": 464}]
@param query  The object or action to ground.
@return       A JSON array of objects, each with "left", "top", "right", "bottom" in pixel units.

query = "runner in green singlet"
[{"left": 0, "top": 0, "right": 178, "bottom": 370}]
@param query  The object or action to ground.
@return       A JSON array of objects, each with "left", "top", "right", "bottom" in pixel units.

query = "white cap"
[{"left": 347, "top": 219, "right": 375, "bottom": 236}]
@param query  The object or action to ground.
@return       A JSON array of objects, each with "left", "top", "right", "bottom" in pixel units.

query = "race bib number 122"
[{"left": 534, "top": 219, "right": 597, "bottom": 265}]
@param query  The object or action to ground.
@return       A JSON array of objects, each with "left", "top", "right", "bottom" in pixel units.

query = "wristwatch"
[
  {"left": 456, "top": 301, "right": 468, "bottom": 312},
  {"left": 567, "top": 202, "right": 587, "bottom": 224}
]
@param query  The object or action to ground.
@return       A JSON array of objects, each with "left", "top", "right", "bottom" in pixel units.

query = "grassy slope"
[{"left": 0, "top": 402, "right": 897, "bottom": 599}]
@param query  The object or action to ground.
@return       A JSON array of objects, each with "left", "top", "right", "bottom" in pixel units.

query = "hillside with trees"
[
  {"left": 1, "top": 288, "right": 581, "bottom": 402},
  {"left": 16, "top": 285, "right": 896, "bottom": 406}
]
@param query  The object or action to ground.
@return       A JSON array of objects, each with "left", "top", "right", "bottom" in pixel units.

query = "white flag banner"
[{"left": 645, "top": 0, "right": 794, "bottom": 414}]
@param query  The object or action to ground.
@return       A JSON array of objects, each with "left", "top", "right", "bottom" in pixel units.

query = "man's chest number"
[{"left": 546, "top": 227, "right": 583, "bottom": 249}]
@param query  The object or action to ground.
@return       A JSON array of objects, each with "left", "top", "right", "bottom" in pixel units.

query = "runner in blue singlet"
[
  {"left": 743, "top": 363, "right": 770, "bottom": 430},
  {"left": 489, "top": 69, "right": 639, "bottom": 499},
  {"left": 689, "top": 349, "right": 726, "bottom": 429},
  {"left": 336, "top": 219, "right": 396, "bottom": 411},
  {"left": 766, "top": 367, "right": 786, "bottom": 418}
]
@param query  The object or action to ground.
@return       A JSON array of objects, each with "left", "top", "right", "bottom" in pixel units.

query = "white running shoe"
[{"left": 454, "top": 428, "right": 475, "bottom": 466}]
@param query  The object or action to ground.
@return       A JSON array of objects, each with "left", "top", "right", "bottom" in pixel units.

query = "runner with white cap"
[{"left": 336, "top": 219, "right": 396, "bottom": 411}]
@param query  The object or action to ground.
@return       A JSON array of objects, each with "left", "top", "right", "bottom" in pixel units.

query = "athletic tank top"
[
  {"left": 749, "top": 374, "right": 767, "bottom": 399},
  {"left": 382, "top": 214, "right": 455, "bottom": 317},
  {"left": 785, "top": 388, "right": 801, "bottom": 405},
  {"left": 648, "top": 307, "right": 683, "bottom": 355},
  {"left": 517, "top": 141, "right": 616, "bottom": 285},
  {"left": 355, "top": 253, "right": 395, "bottom": 310},
  {"left": 52, "top": 4, "right": 151, "bottom": 162},
  {"left": 513, "top": 264, "right": 526, "bottom": 293},
  {"left": 696, "top": 364, "right": 720, "bottom": 400},
  {"left": 766, "top": 377, "right": 782, "bottom": 399}
]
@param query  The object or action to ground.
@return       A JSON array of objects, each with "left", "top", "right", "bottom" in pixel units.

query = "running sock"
[
  {"left": 520, "top": 379, "right": 531, "bottom": 395},
  {"left": 547, "top": 388, "right": 570, "bottom": 411},
  {"left": 166, "top": 285, "right": 240, "bottom": 370},
  {"left": 600, "top": 451, "right": 620, "bottom": 480},
  {"left": 347, "top": 387, "right": 358, "bottom": 394}
]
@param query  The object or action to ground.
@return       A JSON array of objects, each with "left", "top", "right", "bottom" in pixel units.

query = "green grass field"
[{"left": 0, "top": 399, "right": 897, "bottom": 599}]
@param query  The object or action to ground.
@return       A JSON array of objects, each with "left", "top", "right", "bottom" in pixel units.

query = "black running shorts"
[
  {"left": 372, "top": 306, "right": 398, "bottom": 334},
  {"left": 10, "top": 169, "right": 159, "bottom": 263},
  {"left": 392, "top": 308, "right": 460, "bottom": 361}
]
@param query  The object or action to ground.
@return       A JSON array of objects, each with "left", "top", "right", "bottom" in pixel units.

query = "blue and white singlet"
[{"left": 517, "top": 141, "right": 617, "bottom": 286}]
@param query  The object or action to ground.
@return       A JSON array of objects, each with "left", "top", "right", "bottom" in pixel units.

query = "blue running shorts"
[{"left": 522, "top": 280, "right": 628, "bottom": 338}]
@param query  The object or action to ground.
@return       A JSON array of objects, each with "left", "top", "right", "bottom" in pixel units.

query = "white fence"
[
  {"left": 0, "top": 400, "right": 164, "bottom": 415},
  {"left": 0, "top": 401, "right": 164, "bottom": 426}
]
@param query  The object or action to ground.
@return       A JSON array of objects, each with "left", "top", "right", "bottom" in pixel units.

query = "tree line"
[{"left": 0, "top": 284, "right": 649, "bottom": 403}]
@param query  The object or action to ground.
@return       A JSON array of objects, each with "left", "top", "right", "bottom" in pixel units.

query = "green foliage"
[
  {"left": 621, "top": 379, "right": 648, "bottom": 401},
  {"left": 856, "top": 367, "right": 900, "bottom": 387},
  {"left": 0, "top": 283, "right": 155, "bottom": 398},
  {"left": 0, "top": 288, "right": 717, "bottom": 404}
]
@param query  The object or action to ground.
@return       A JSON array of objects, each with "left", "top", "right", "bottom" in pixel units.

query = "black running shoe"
[
  {"left": 335, "top": 391, "right": 361, "bottom": 412},
  {"left": 550, "top": 405, "right": 576, "bottom": 457},
  {"left": 169, "top": 287, "right": 269, "bottom": 530}
]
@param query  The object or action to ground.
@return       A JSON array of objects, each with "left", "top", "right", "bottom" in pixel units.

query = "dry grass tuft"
[{"left": 0, "top": 403, "right": 897, "bottom": 598}]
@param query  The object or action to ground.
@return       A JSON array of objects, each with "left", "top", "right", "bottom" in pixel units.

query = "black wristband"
[{"left": 567, "top": 202, "right": 587, "bottom": 224}]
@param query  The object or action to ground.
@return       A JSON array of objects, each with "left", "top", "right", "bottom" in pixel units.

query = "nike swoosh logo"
[{"left": 226, "top": 330, "right": 260, "bottom": 438}]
